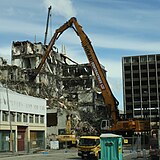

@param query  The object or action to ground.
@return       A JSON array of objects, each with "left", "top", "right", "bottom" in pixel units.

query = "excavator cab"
[{"left": 101, "top": 120, "right": 111, "bottom": 131}]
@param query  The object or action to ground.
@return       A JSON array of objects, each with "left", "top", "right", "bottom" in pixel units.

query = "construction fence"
[
  {"left": 123, "top": 134, "right": 150, "bottom": 151},
  {"left": 123, "top": 134, "right": 151, "bottom": 159}
]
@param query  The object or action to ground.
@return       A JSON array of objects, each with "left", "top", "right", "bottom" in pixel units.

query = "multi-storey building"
[{"left": 122, "top": 54, "right": 160, "bottom": 128}]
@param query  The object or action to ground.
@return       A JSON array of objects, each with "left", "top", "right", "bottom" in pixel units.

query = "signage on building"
[{"left": 0, "top": 86, "right": 46, "bottom": 115}]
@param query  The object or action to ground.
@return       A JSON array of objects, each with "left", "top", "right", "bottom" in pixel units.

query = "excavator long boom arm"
[{"left": 30, "top": 17, "right": 119, "bottom": 123}]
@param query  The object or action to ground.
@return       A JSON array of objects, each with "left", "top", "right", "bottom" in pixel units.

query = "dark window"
[
  {"left": 47, "top": 113, "right": 57, "bottom": 127},
  {"left": 17, "top": 113, "right": 22, "bottom": 122},
  {"left": 141, "top": 65, "right": 147, "bottom": 70},
  {"left": 132, "top": 57, "right": 139, "bottom": 63},
  {"left": 124, "top": 66, "right": 131, "bottom": 70},
  {"left": 132, "top": 65, "right": 139, "bottom": 70},
  {"left": 29, "top": 114, "right": 33, "bottom": 123}
]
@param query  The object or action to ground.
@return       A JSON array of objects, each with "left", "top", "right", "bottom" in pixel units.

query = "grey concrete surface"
[
  {"left": 0, "top": 148, "right": 150, "bottom": 160},
  {"left": 0, "top": 148, "right": 79, "bottom": 160}
]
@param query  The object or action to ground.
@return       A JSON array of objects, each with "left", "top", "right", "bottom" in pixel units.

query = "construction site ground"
[{"left": 0, "top": 148, "right": 151, "bottom": 160}]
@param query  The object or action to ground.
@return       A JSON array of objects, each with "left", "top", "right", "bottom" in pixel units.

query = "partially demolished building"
[{"left": 0, "top": 40, "right": 108, "bottom": 137}]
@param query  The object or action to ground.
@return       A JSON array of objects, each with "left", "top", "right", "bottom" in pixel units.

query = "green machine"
[{"left": 99, "top": 133, "right": 123, "bottom": 160}]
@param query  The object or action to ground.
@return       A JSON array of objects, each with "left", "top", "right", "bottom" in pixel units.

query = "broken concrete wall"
[
  {"left": 47, "top": 107, "right": 81, "bottom": 136},
  {"left": 0, "top": 57, "right": 7, "bottom": 66},
  {"left": 61, "top": 63, "right": 104, "bottom": 108},
  {"left": 78, "top": 92, "right": 93, "bottom": 103},
  {"left": 10, "top": 41, "right": 63, "bottom": 96},
  {"left": 12, "top": 41, "right": 44, "bottom": 69},
  {"left": 47, "top": 107, "right": 59, "bottom": 136}
]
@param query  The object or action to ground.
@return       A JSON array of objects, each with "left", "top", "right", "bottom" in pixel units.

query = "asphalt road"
[
  {"left": 0, "top": 148, "right": 150, "bottom": 160},
  {"left": 0, "top": 148, "right": 79, "bottom": 160}
]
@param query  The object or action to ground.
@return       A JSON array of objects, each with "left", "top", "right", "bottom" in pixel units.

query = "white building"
[{"left": 0, "top": 85, "right": 47, "bottom": 152}]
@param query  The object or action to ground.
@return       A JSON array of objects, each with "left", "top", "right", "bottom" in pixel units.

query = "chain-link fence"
[
  {"left": 123, "top": 135, "right": 150, "bottom": 151},
  {"left": 123, "top": 134, "right": 150, "bottom": 159}
]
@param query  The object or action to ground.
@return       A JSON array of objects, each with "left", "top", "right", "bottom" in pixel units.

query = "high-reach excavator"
[{"left": 29, "top": 17, "right": 150, "bottom": 135}]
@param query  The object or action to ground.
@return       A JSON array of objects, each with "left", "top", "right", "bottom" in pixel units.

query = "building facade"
[
  {"left": 0, "top": 85, "right": 46, "bottom": 152},
  {"left": 122, "top": 54, "right": 160, "bottom": 128}
]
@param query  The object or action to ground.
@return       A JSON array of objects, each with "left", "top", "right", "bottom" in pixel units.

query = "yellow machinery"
[
  {"left": 78, "top": 136, "right": 100, "bottom": 160},
  {"left": 56, "top": 115, "right": 77, "bottom": 148},
  {"left": 29, "top": 17, "right": 150, "bottom": 136},
  {"left": 56, "top": 134, "right": 77, "bottom": 148}
]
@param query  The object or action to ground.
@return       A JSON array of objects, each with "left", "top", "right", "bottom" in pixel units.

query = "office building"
[{"left": 122, "top": 54, "right": 160, "bottom": 128}]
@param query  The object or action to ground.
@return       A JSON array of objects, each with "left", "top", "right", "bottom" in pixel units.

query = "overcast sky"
[{"left": 1, "top": 0, "right": 160, "bottom": 110}]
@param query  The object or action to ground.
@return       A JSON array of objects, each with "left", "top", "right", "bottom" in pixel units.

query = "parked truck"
[{"left": 78, "top": 136, "right": 100, "bottom": 160}]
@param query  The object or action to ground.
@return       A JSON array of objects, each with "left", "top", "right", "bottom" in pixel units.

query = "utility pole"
[
  {"left": 44, "top": 6, "right": 52, "bottom": 45},
  {"left": 158, "top": 106, "right": 160, "bottom": 159},
  {"left": 6, "top": 85, "right": 14, "bottom": 154}
]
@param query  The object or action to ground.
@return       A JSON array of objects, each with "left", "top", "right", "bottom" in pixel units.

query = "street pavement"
[{"left": 0, "top": 148, "right": 150, "bottom": 160}]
